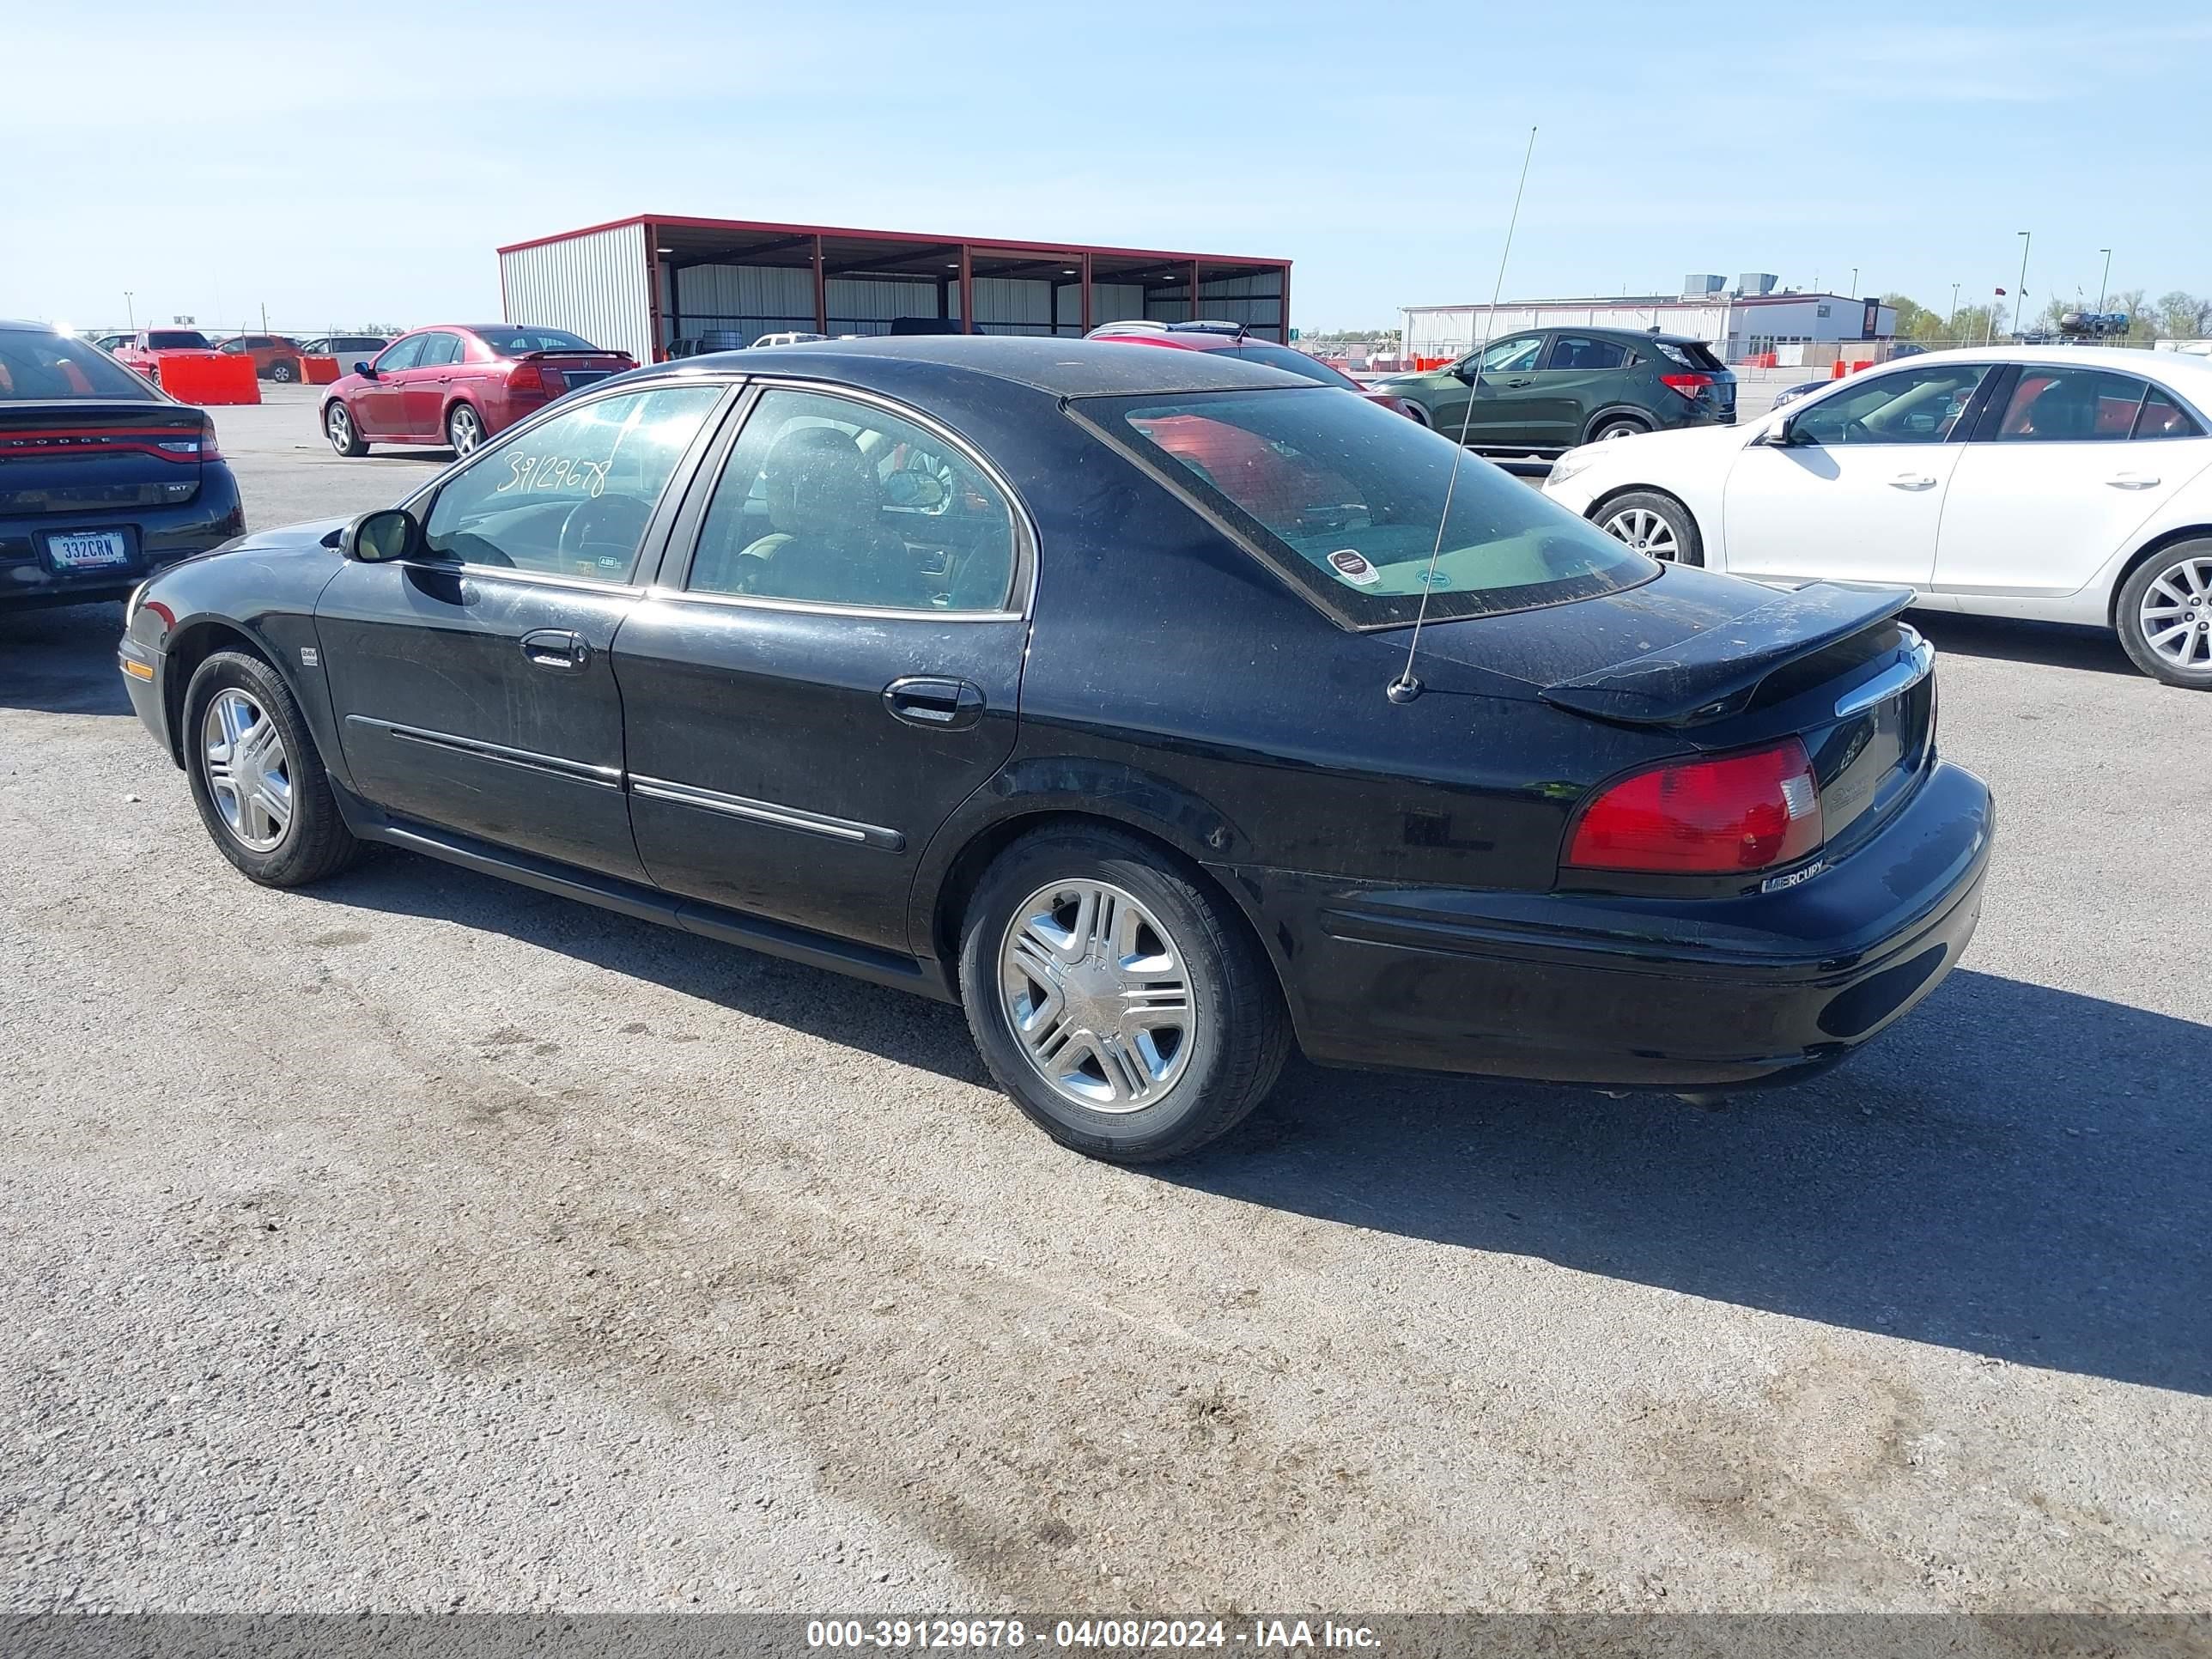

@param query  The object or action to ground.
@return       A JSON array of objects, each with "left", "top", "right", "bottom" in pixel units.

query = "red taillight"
[
  {"left": 508, "top": 363, "right": 545, "bottom": 394},
  {"left": 1565, "top": 738, "right": 1822, "bottom": 875},
  {"left": 196, "top": 419, "right": 222, "bottom": 462},
  {"left": 1659, "top": 372, "right": 1713, "bottom": 400}
]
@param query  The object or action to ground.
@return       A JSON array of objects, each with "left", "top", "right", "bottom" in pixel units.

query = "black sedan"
[
  {"left": 117, "top": 337, "right": 1993, "bottom": 1163},
  {"left": 3, "top": 320, "right": 244, "bottom": 611}
]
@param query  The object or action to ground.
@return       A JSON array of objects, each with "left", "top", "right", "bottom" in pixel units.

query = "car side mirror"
[
  {"left": 1759, "top": 417, "right": 1804, "bottom": 447},
  {"left": 343, "top": 507, "right": 417, "bottom": 563},
  {"left": 1451, "top": 362, "right": 1480, "bottom": 384},
  {"left": 354, "top": 361, "right": 377, "bottom": 378}
]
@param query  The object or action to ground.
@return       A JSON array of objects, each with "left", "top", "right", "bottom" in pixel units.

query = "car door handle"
[
  {"left": 520, "top": 629, "right": 588, "bottom": 672},
  {"left": 1502, "top": 377, "right": 1534, "bottom": 387},
  {"left": 2106, "top": 471, "right": 2160, "bottom": 489},
  {"left": 1888, "top": 472, "right": 1939, "bottom": 489},
  {"left": 883, "top": 676, "right": 985, "bottom": 731}
]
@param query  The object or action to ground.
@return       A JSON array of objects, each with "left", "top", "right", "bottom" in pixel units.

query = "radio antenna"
[{"left": 1389, "top": 124, "right": 1537, "bottom": 704}]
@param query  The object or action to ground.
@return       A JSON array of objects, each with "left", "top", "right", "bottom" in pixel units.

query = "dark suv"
[{"left": 1370, "top": 326, "right": 1735, "bottom": 453}]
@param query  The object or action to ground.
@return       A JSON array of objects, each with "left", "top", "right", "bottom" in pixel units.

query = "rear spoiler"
[{"left": 1539, "top": 582, "right": 1915, "bottom": 726}]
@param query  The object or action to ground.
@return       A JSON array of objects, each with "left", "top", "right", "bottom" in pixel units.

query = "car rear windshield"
[
  {"left": 1215, "top": 343, "right": 1364, "bottom": 391},
  {"left": 0, "top": 333, "right": 161, "bottom": 401},
  {"left": 1079, "top": 386, "right": 1653, "bottom": 629},
  {"left": 1652, "top": 338, "right": 1726, "bottom": 372},
  {"left": 147, "top": 331, "right": 212, "bottom": 349},
  {"left": 474, "top": 326, "right": 599, "bottom": 356}
]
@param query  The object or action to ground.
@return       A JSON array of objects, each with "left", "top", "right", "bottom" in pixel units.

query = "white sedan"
[{"left": 1541, "top": 346, "right": 2212, "bottom": 688}]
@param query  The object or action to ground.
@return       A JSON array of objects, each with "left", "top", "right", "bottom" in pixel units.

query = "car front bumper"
[{"left": 1224, "top": 758, "right": 1994, "bottom": 1091}]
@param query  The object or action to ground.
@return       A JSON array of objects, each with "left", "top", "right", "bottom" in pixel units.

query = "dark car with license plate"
[
  {"left": 1370, "top": 326, "right": 1737, "bottom": 453},
  {"left": 319, "top": 325, "right": 635, "bottom": 460},
  {"left": 119, "top": 337, "right": 1990, "bottom": 1163},
  {"left": 0, "top": 321, "right": 244, "bottom": 611}
]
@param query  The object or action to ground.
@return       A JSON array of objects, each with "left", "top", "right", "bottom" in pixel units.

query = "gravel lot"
[{"left": 3, "top": 385, "right": 2208, "bottom": 1614}]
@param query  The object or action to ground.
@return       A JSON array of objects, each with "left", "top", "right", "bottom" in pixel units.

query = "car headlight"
[{"left": 1547, "top": 447, "right": 1598, "bottom": 487}]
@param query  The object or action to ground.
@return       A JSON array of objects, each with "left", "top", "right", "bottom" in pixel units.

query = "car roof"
[
  {"left": 1848, "top": 344, "right": 2212, "bottom": 382},
  {"left": 646, "top": 334, "right": 1309, "bottom": 397}
]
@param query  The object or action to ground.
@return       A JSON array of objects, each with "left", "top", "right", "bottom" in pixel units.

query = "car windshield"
[
  {"left": 1083, "top": 386, "right": 1653, "bottom": 628},
  {"left": 0, "top": 332, "right": 161, "bottom": 401},
  {"left": 1217, "top": 344, "right": 1364, "bottom": 390},
  {"left": 147, "top": 331, "right": 211, "bottom": 349},
  {"left": 474, "top": 326, "right": 598, "bottom": 356}
]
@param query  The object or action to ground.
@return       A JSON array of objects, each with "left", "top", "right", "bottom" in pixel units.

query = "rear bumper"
[
  {"left": 0, "top": 468, "right": 244, "bottom": 610},
  {"left": 1226, "top": 759, "right": 1994, "bottom": 1090}
]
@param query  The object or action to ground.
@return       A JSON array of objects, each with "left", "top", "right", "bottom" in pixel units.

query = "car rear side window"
[
  {"left": 1652, "top": 339, "right": 1726, "bottom": 372},
  {"left": 1992, "top": 367, "right": 2148, "bottom": 442},
  {"left": 1547, "top": 337, "right": 1629, "bottom": 371},
  {"left": 1082, "top": 385, "right": 1652, "bottom": 629},
  {"left": 685, "top": 388, "right": 1018, "bottom": 612},
  {"left": 2134, "top": 387, "right": 2203, "bottom": 440},
  {"left": 415, "top": 332, "right": 461, "bottom": 368},
  {"left": 422, "top": 386, "right": 724, "bottom": 581},
  {"left": 0, "top": 333, "right": 160, "bottom": 401}
]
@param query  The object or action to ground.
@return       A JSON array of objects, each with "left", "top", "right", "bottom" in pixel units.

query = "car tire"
[
  {"left": 1595, "top": 488, "right": 1704, "bottom": 567},
  {"left": 959, "top": 825, "right": 1290, "bottom": 1164},
  {"left": 183, "top": 650, "right": 362, "bottom": 888},
  {"left": 1403, "top": 402, "right": 1433, "bottom": 428},
  {"left": 447, "top": 404, "right": 484, "bottom": 457},
  {"left": 270, "top": 362, "right": 297, "bottom": 384},
  {"left": 2116, "top": 540, "right": 2212, "bottom": 689},
  {"left": 325, "top": 402, "right": 367, "bottom": 458},
  {"left": 1588, "top": 412, "right": 1651, "bottom": 442}
]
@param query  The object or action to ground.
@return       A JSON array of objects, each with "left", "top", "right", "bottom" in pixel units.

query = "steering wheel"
[{"left": 559, "top": 494, "right": 650, "bottom": 571}]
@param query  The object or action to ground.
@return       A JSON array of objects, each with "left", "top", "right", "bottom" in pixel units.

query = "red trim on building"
[{"left": 497, "top": 213, "right": 1290, "bottom": 270}]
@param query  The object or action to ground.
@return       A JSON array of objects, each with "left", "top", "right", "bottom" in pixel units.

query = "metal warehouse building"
[
  {"left": 497, "top": 215, "right": 1292, "bottom": 363},
  {"left": 1404, "top": 274, "right": 1898, "bottom": 366}
]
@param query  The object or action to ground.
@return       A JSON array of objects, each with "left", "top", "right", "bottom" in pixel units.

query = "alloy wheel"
[
  {"left": 997, "top": 879, "right": 1195, "bottom": 1112},
  {"left": 2140, "top": 553, "right": 2212, "bottom": 670},
  {"left": 1601, "top": 505, "right": 1680, "bottom": 561},
  {"left": 1595, "top": 420, "right": 1645, "bottom": 441},
  {"left": 202, "top": 689, "right": 293, "bottom": 852},
  {"left": 326, "top": 405, "right": 352, "bottom": 452},
  {"left": 449, "top": 407, "right": 483, "bottom": 455}
]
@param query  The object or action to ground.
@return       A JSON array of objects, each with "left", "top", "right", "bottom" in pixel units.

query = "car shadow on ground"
[
  {"left": 323, "top": 850, "right": 2207, "bottom": 1398},
  {"left": 1907, "top": 609, "right": 2141, "bottom": 678},
  {"left": 0, "top": 601, "right": 132, "bottom": 715}
]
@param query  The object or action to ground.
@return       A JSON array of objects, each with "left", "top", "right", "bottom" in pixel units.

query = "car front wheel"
[
  {"left": 183, "top": 651, "right": 362, "bottom": 887},
  {"left": 1596, "top": 489, "right": 1704, "bottom": 567},
  {"left": 960, "top": 826, "right": 1289, "bottom": 1164},
  {"left": 325, "top": 402, "right": 367, "bottom": 457},
  {"left": 2118, "top": 541, "right": 2212, "bottom": 689}
]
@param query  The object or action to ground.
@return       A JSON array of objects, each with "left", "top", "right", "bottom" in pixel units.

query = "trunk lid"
[
  {"left": 525, "top": 350, "right": 632, "bottom": 397},
  {"left": 0, "top": 401, "right": 212, "bottom": 515}
]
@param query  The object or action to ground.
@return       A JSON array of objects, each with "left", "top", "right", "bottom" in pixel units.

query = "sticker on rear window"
[{"left": 1327, "top": 549, "right": 1379, "bottom": 586}]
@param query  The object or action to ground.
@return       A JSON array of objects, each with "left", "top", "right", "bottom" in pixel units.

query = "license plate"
[{"left": 46, "top": 530, "right": 131, "bottom": 571}]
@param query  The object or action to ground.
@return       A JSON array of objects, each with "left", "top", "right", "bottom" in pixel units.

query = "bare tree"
[{"left": 2156, "top": 291, "right": 2212, "bottom": 339}]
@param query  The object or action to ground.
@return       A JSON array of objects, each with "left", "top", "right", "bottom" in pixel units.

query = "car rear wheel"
[
  {"left": 325, "top": 402, "right": 367, "bottom": 458},
  {"left": 960, "top": 826, "right": 1289, "bottom": 1164},
  {"left": 447, "top": 404, "right": 484, "bottom": 456},
  {"left": 1589, "top": 413, "right": 1651, "bottom": 442},
  {"left": 1597, "top": 489, "right": 1704, "bottom": 567},
  {"left": 269, "top": 361, "right": 297, "bottom": 384},
  {"left": 184, "top": 651, "right": 362, "bottom": 887},
  {"left": 2118, "top": 541, "right": 2212, "bottom": 689}
]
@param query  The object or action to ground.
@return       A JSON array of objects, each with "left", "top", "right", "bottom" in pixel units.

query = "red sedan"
[
  {"left": 1085, "top": 321, "right": 1422, "bottom": 420},
  {"left": 320, "top": 324, "right": 635, "bottom": 458}
]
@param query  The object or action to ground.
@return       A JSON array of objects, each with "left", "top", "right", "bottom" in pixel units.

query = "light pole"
[
  {"left": 1950, "top": 283, "right": 1960, "bottom": 335},
  {"left": 124, "top": 291, "right": 135, "bottom": 330},
  {"left": 2013, "top": 230, "right": 2031, "bottom": 341},
  {"left": 2096, "top": 248, "right": 2112, "bottom": 341},
  {"left": 1850, "top": 266, "right": 1858, "bottom": 298}
]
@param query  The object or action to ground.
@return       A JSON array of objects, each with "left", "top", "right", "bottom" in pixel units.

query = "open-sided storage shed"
[{"left": 497, "top": 215, "right": 1291, "bottom": 362}]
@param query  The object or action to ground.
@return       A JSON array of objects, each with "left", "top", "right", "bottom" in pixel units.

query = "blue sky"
[{"left": 8, "top": 2, "right": 2209, "bottom": 335}]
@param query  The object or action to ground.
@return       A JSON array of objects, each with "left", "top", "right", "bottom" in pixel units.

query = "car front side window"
[
  {"left": 421, "top": 386, "right": 724, "bottom": 581},
  {"left": 372, "top": 336, "right": 426, "bottom": 374},
  {"left": 1471, "top": 335, "right": 1543, "bottom": 376},
  {"left": 684, "top": 388, "right": 1018, "bottom": 612},
  {"left": 1791, "top": 363, "right": 1989, "bottom": 446}
]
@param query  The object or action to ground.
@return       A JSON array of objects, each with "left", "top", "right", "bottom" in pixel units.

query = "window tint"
[
  {"left": 1472, "top": 335, "right": 1543, "bottom": 375},
  {"left": 1547, "top": 336, "right": 1629, "bottom": 372},
  {"left": 373, "top": 336, "right": 427, "bottom": 374},
  {"left": 688, "top": 388, "right": 1018, "bottom": 612},
  {"left": 422, "top": 386, "right": 723, "bottom": 580},
  {"left": 1653, "top": 339, "right": 1726, "bottom": 371},
  {"left": 1790, "top": 362, "right": 1988, "bottom": 446},
  {"left": 414, "top": 332, "right": 461, "bottom": 368},
  {"left": 1091, "top": 386, "right": 1650, "bottom": 628},
  {"left": 146, "top": 331, "right": 210, "bottom": 349},
  {"left": 1218, "top": 344, "right": 1363, "bottom": 390},
  {"left": 2134, "top": 387, "right": 2204, "bottom": 440},
  {"left": 0, "top": 332, "right": 160, "bottom": 401},
  {"left": 474, "top": 326, "right": 597, "bottom": 356},
  {"left": 1994, "top": 367, "right": 2148, "bottom": 442}
]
